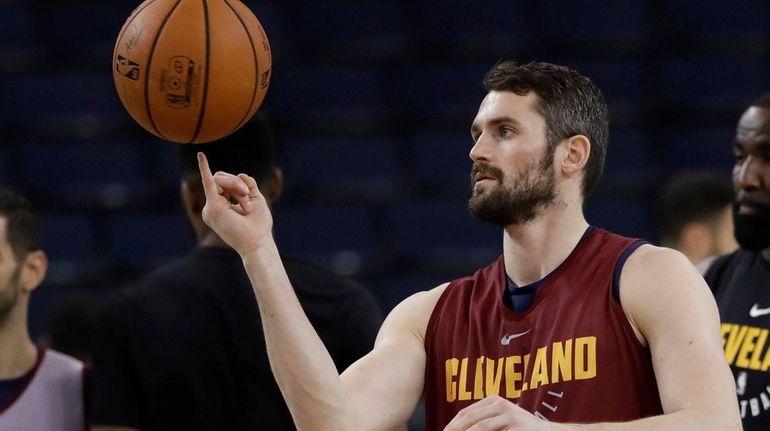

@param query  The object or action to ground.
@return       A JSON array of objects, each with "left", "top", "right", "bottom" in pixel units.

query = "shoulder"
[
  {"left": 37, "top": 350, "right": 84, "bottom": 388},
  {"left": 620, "top": 244, "right": 707, "bottom": 299},
  {"left": 42, "top": 349, "right": 84, "bottom": 372},
  {"left": 619, "top": 245, "right": 717, "bottom": 345},
  {"left": 380, "top": 283, "right": 450, "bottom": 344}
]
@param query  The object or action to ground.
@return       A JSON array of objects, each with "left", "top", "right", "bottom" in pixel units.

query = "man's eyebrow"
[{"left": 470, "top": 116, "right": 522, "bottom": 135}]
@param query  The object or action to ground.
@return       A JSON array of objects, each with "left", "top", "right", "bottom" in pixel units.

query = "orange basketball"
[{"left": 113, "top": 0, "right": 271, "bottom": 144}]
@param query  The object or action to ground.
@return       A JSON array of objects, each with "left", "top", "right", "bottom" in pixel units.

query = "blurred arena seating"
[{"left": 0, "top": 0, "right": 767, "bottom": 331}]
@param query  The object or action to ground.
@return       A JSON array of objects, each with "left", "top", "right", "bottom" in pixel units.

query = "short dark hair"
[
  {"left": 656, "top": 171, "right": 734, "bottom": 245},
  {"left": 0, "top": 187, "right": 42, "bottom": 261},
  {"left": 752, "top": 92, "right": 770, "bottom": 108},
  {"left": 175, "top": 112, "right": 277, "bottom": 187},
  {"left": 482, "top": 61, "right": 609, "bottom": 198}
]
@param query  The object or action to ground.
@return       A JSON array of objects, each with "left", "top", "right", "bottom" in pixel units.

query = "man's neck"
[
  {"left": 502, "top": 206, "right": 589, "bottom": 287},
  {"left": 0, "top": 317, "right": 37, "bottom": 379},
  {"left": 763, "top": 248, "right": 770, "bottom": 262}
]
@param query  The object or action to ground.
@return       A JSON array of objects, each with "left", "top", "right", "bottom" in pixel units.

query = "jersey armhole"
[{"left": 611, "top": 240, "right": 648, "bottom": 304}]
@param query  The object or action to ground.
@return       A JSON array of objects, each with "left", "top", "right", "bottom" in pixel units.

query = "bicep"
[
  {"left": 340, "top": 286, "right": 445, "bottom": 431},
  {"left": 621, "top": 247, "right": 738, "bottom": 417}
]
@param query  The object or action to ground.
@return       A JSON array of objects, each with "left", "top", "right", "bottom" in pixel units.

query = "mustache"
[
  {"left": 471, "top": 162, "right": 504, "bottom": 181},
  {"left": 735, "top": 191, "right": 770, "bottom": 207}
]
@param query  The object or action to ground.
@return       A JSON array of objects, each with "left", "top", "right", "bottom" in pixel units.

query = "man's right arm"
[
  {"left": 197, "top": 154, "right": 442, "bottom": 430},
  {"left": 243, "top": 242, "right": 444, "bottom": 430}
]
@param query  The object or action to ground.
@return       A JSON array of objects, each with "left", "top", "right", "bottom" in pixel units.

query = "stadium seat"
[
  {"left": 0, "top": 2, "right": 44, "bottom": 72},
  {"left": 409, "top": 131, "right": 473, "bottom": 197},
  {"left": 282, "top": 135, "right": 403, "bottom": 202},
  {"left": 600, "top": 128, "right": 659, "bottom": 195},
  {"left": 665, "top": 0, "right": 770, "bottom": 50},
  {"left": 0, "top": 70, "right": 127, "bottom": 135},
  {"left": 657, "top": 127, "right": 735, "bottom": 172},
  {"left": 265, "top": 64, "right": 389, "bottom": 133},
  {"left": 396, "top": 63, "right": 488, "bottom": 125},
  {"left": 412, "top": 1, "right": 531, "bottom": 59},
  {"left": 19, "top": 138, "right": 150, "bottom": 208},
  {"left": 585, "top": 197, "right": 651, "bottom": 239},
  {"left": 542, "top": 0, "right": 648, "bottom": 51},
  {"left": 658, "top": 58, "right": 767, "bottom": 112},
  {"left": 273, "top": 203, "right": 377, "bottom": 275},
  {"left": 31, "top": 2, "right": 135, "bottom": 68},
  {"left": 282, "top": 1, "right": 405, "bottom": 63},
  {"left": 41, "top": 212, "right": 108, "bottom": 286},
  {"left": 387, "top": 200, "right": 500, "bottom": 276}
]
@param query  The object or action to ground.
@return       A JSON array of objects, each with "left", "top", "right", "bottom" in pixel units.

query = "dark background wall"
[{"left": 0, "top": 0, "right": 767, "bottom": 336}]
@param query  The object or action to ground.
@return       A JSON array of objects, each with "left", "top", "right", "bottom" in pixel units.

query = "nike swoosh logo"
[
  {"left": 749, "top": 304, "right": 770, "bottom": 318},
  {"left": 500, "top": 329, "right": 531, "bottom": 345}
]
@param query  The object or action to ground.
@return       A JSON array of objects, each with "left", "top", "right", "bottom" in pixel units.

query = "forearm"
[
  {"left": 555, "top": 410, "right": 740, "bottom": 431},
  {"left": 242, "top": 241, "right": 355, "bottom": 431}
]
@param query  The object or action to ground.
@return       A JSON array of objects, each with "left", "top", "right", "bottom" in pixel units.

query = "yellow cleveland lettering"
[
  {"left": 530, "top": 346, "right": 549, "bottom": 389},
  {"left": 551, "top": 338, "right": 572, "bottom": 383},
  {"left": 444, "top": 337, "right": 599, "bottom": 403},
  {"left": 575, "top": 336, "right": 597, "bottom": 380},
  {"left": 751, "top": 330, "right": 769, "bottom": 370},
  {"left": 473, "top": 357, "right": 485, "bottom": 400},
  {"left": 485, "top": 357, "right": 504, "bottom": 397},
  {"left": 724, "top": 324, "right": 749, "bottom": 364},
  {"left": 737, "top": 327, "right": 761, "bottom": 368},
  {"left": 720, "top": 323, "right": 770, "bottom": 371},
  {"left": 458, "top": 357, "right": 471, "bottom": 401},
  {"left": 445, "top": 358, "right": 459, "bottom": 402},
  {"left": 504, "top": 355, "right": 523, "bottom": 399}
]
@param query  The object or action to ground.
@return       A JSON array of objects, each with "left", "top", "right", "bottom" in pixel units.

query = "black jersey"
[
  {"left": 706, "top": 249, "right": 770, "bottom": 429},
  {"left": 90, "top": 246, "right": 383, "bottom": 431}
]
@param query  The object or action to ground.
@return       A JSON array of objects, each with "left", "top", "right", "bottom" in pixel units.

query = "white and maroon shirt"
[{"left": 0, "top": 349, "right": 85, "bottom": 431}]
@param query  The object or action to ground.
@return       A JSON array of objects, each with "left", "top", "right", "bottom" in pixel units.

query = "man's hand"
[
  {"left": 444, "top": 396, "right": 546, "bottom": 431},
  {"left": 197, "top": 152, "right": 274, "bottom": 255}
]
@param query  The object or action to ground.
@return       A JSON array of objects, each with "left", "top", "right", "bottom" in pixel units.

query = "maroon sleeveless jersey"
[{"left": 424, "top": 228, "right": 663, "bottom": 429}]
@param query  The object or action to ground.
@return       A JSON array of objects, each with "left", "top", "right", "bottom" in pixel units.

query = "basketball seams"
[
  {"left": 189, "top": 0, "right": 211, "bottom": 143},
  {"left": 144, "top": 0, "right": 184, "bottom": 141},
  {"left": 223, "top": 0, "right": 260, "bottom": 135}
]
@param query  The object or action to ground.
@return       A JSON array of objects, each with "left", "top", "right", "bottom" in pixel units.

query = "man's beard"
[
  {"left": 733, "top": 201, "right": 770, "bottom": 252},
  {"left": 0, "top": 265, "right": 22, "bottom": 323},
  {"left": 468, "top": 152, "right": 556, "bottom": 227}
]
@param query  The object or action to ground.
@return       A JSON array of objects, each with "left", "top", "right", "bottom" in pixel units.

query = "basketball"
[{"left": 113, "top": 0, "right": 271, "bottom": 144}]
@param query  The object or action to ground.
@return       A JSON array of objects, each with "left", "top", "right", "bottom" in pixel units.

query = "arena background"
[{"left": 0, "top": 0, "right": 768, "bottom": 340}]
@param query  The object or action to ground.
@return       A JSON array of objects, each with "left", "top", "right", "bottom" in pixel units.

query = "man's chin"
[{"left": 734, "top": 212, "right": 770, "bottom": 252}]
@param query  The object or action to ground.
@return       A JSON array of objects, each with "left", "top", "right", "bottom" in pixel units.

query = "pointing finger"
[{"left": 197, "top": 152, "right": 219, "bottom": 201}]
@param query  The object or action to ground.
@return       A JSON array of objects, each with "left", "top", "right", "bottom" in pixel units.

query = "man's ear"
[
  {"left": 263, "top": 167, "right": 283, "bottom": 203},
  {"left": 560, "top": 134, "right": 591, "bottom": 176},
  {"left": 20, "top": 250, "right": 47, "bottom": 294},
  {"left": 181, "top": 180, "right": 203, "bottom": 215}
]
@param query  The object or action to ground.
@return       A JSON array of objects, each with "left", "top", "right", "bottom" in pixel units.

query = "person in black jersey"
[
  {"left": 706, "top": 92, "right": 770, "bottom": 429},
  {"left": 89, "top": 114, "right": 384, "bottom": 431}
]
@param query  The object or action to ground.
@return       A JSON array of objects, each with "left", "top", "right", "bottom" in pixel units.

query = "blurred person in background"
[
  {"left": 656, "top": 170, "right": 737, "bottom": 274},
  {"left": 89, "top": 114, "right": 384, "bottom": 431},
  {"left": 0, "top": 187, "right": 86, "bottom": 430},
  {"left": 706, "top": 92, "right": 770, "bottom": 430}
]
